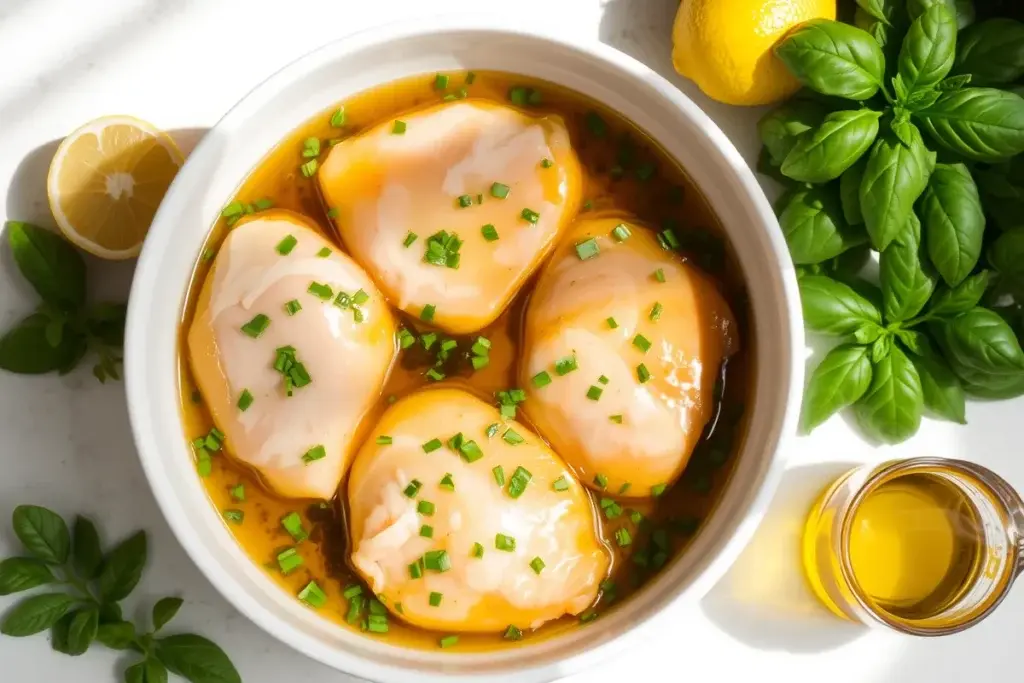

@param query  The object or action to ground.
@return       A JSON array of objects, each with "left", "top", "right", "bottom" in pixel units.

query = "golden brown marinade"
[{"left": 178, "top": 71, "right": 752, "bottom": 650}]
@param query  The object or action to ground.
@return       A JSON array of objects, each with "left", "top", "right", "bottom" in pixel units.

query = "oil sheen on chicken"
[
  {"left": 188, "top": 211, "right": 396, "bottom": 499},
  {"left": 520, "top": 216, "right": 738, "bottom": 498}
]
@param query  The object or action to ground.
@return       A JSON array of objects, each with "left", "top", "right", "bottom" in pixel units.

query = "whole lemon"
[{"left": 672, "top": 0, "right": 836, "bottom": 106}]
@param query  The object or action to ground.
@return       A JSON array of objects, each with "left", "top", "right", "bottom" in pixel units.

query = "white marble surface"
[{"left": 0, "top": 0, "right": 1022, "bottom": 681}]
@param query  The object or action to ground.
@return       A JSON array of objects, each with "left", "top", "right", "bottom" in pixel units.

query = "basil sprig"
[
  {"left": 1, "top": 222, "right": 127, "bottom": 382},
  {"left": 0, "top": 506, "right": 240, "bottom": 683},
  {"left": 760, "top": 6, "right": 1024, "bottom": 443}
]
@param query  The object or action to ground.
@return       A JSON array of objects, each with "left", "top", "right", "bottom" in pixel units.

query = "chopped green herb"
[
  {"left": 408, "top": 560, "right": 424, "bottom": 579},
  {"left": 325, "top": 207, "right": 339, "bottom": 219},
  {"left": 403, "top": 231, "right": 418, "bottom": 248},
  {"left": 221, "top": 201, "right": 245, "bottom": 217},
  {"left": 240, "top": 314, "right": 270, "bottom": 338},
  {"left": 630, "top": 510, "right": 644, "bottom": 525},
  {"left": 223, "top": 509, "right": 244, "bottom": 525},
  {"left": 420, "top": 332, "right": 438, "bottom": 350},
  {"left": 481, "top": 224, "right": 499, "bottom": 242},
  {"left": 283, "top": 299, "right": 302, "bottom": 317},
  {"left": 422, "top": 438, "right": 443, "bottom": 454},
  {"left": 457, "top": 194, "right": 473, "bottom": 208},
  {"left": 611, "top": 224, "right": 631, "bottom": 242},
  {"left": 502, "top": 428, "right": 524, "bottom": 445},
  {"left": 552, "top": 476, "right": 570, "bottom": 492},
  {"left": 618, "top": 482, "right": 632, "bottom": 495},
  {"left": 609, "top": 414, "right": 623, "bottom": 424},
  {"left": 472, "top": 542, "right": 484, "bottom": 558},
  {"left": 485, "top": 423, "right": 499, "bottom": 438},
  {"left": 429, "top": 592, "right": 443, "bottom": 607},
  {"left": 532, "top": 371, "right": 552, "bottom": 388},
  {"left": 459, "top": 440, "right": 484, "bottom": 463},
  {"left": 636, "top": 363, "right": 651, "bottom": 383},
  {"left": 465, "top": 72, "right": 477, "bottom": 85},
  {"left": 376, "top": 435, "right": 393, "bottom": 446},
  {"left": 585, "top": 111, "right": 608, "bottom": 138},
  {"left": 202, "top": 248, "right": 215, "bottom": 261},
  {"left": 439, "top": 635, "right": 459, "bottom": 649},
  {"left": 276, "top": 235, "right": 298, "bottom": 255},
  {"left": 541, "top": 158, "right": 553, "bottom": 168},
  {"left": 312, "top": 246, "right": 330, "bottom": 258},
  {"left": 301, "top": 137, "right": 321, "bottom": 158},
  {"left": 417, "top": 500, "right": 435, "bottom": 516},
  {"left": 530, "top": 557, "right": 545, "bottom": 574},
  {"left": 392, "top": 120, "right": 407, "bottom": 135},
  {"left": 419, "top": 525, "right": 434, "bottom": 539},
  {"left": 614, "top": 528, "right": 632, "bottom": 547},
  {"left": 507, "top": 466, "right": 532, "bottom": 498},
  {"left": 342, "top": 585, "right": 363, "bottom": 600},
  {"left": 652, "top": 483, "right": 668, "bottom": 497},
  {"left": 302, "top": 444, "right": 326, "bottom": 464},
  {"left": 277, "top": 547, "right": 304, "bottom": 574},
  {"left": 654, "top": 268, "right": 666, "bottom": 283},
  {"left": 447, "top": 433, "right": 464, "bottom": 451},
  {"left": 397, "top": 328, "right": 416, "bottom": 349},
  {"left": 495, "top": 533, "right": 516, "bottom": 552},
  {"left": 579, "top": 609, "right": 598, "bottom": 623},
  {"left": 500, "top": 403, "right": 516, "bottom": 419},
  {"left": 593, "top": 473, "right": 608, "bottom": 489},
  {"left": 471, "top": 336, "right": 491, "bottom": 356},
  {"left": 439, "top": 473, "right": 455, "bottom": 491},
  {"left": 300, "top": 159, "right": 318, "bottom": 177},
  {"left": 403, "top": 479, "right": 423, "bottom": 498},
  {"left": 606, "top": 317, "right": 619, "bottom": 329},
  {"left": 426, "top": 368, "right": 445, "bottom": 382},
  {"left": 586, "top": 385, "right": 603, "bottom": 401},
  {"left": 598, "top": 375, "right": 609, "bottom": 385},
  {"left": 650, "top": 303, "right": 663, "bottom": 322},
  {"left": 424, "top": 550, "right": 452, "bottom": 573},
  {"left": 421, "top": 304, "right": 436, "bottom": 322},
  {"left": 504, "top": 625, "right": 523, "bottom": 640},
  {"left": 633, "top": 334, "right": 652, "bottom": 353},
  {"left": 237, "top": 389, "right": 254, "bottom": 412},
  {"left": 490, "top": 182, "right": 510, "bottom": 199},
  {"left": 661, "top": 228, "right": 681, "bottom": 250},
  {"left": 575, "top": 238, "right": 600, "bottom": 261},
  {"left": 509, "top": 86, "right": 529, "bottom": 106},
  {"left": 281, "top": 512, "right": 308, "bottom": 542},
  {"left": 434, "top": 73, "right": 449, "bottom": 90},
  {"left": 307, "top": 282, "right": 333, "bottom": 300},
  {"left": 554, "top": 355, "right": 578, "bottom": 376},
  {"left": 352, "top": 289, "right": 369, "bottom": 306},
  {"left": 424, "top": 230, "right": 463, "bottom": 269},
  {"left": 230, "top": 484, "right": 245, "bottom": 502},
  {"left": 330, "top": 108, "right": 346, "bottom": 127},
  {"left": 600, "top": 498, "right": 623, "bottom": 519},
  {"left": 521, "top": 208, "right": 540, "bottom": 224},
  {"left": 471, "top": 355, "right": 489, "bottom": 370},
  {"left": 298, "top": 581, "right": 327, "bottom": 608}
]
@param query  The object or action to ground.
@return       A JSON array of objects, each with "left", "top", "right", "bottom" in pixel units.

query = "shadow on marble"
[{"left": 701, "top": 461, "right": 866, "bottom": 653}]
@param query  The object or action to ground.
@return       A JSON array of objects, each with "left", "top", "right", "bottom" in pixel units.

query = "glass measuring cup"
[{"left": 802, "top": 457, "right": 1024, "bottom": 635}]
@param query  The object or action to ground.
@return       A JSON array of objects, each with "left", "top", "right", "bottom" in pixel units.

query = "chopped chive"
[
  {"left": 459, "top": 440, "right": 484, "bottom": 463},
  {"left": 630, "top": 510, "right": 645, "bottom": 525},
  {"left": 500, "top": 403, "right": 516, "bottom": 419},
  {"left": 552, "top": 476, "right": 570, "bottom": 492},
  {"left": 650, "top": 303, "right": 663, "bottom": 322},
  {"left": 330, "top": 108, "right": 346, "bottom": 127},
  {"left": 439, "top": 635, "right": 459, "bottom": 648},
  {"left": 521, "top": 208, "right": 540, "bottom": 224},
  {"left": 420, "top": 304, "right": 436, "bottom": 322},
  {"left": 420, "top": 332, "right": 438, "bottom": 350},
  {"left": 277, "top": 547, "right": 304, "bottom": 574},
  {"left": 424, "top": 549, "right": 452, "bottom": 572},
  {"left": 554, "top": 355, "right": 578, "bottom": 376},
  {"left": 281, "top": 511, "right": 308, "bottom": 542},
  {"left": 490, "top": 182, "right": 510, "bottom": 199},
  {"left": 300, "top": 159, "right": 318, "bottom": 177},
  {"left": 485, "top": 423, "right": 499, "bottom": 438},
  {"left": 195, "top": 451, "right": 212, "bottom": 477},
  {"left": 441, "top": 338, "right": 458, "bottom": 353},
  {"left": 481, "top": 224, "right": 499, "bottom": 241},
  {"left": 403, "top": 231, "right": 418, "bottom": 248},
  {"left": 439, "top": 473, "right": 455, "bottom": 491},
  {"left": 502, "top": 428, "right": 524, "bottom": 445},
  {"left": 654, "top": 268, "right": 666, "bottom": 283},
  {"left": 408, "top": 559, "right": 424, "bottom": 579},
  {"left": 302, "top": 445, "right": 326, "bottom": 464},
  {"left": 532, "top": 371, "right": 552, "bottom": 388},
  {"left": 221, "top": 201, "right": 245, "bottom": 217},
  {"left": 585, "top": 111, "right": 608, "bottom": 137},
  {"left": 392, "top": 120, "right": 407, "bottom": 135},
  {"left": 419, "top": 524, "right": 434, "bottom": 539},
  {"left": 457, "top": 194, "right": 473, "bottom": 208},
  {"left": 611, "top": 224, "right": 631, "bottom": 242},
  {"left": 614, "top": 528, "right": 633, "bottom": 547},
  {"left": 619, "top": 482, "right": 632, "bottom": 494},
  {"left": 575, "top": 238, "right": 600, "bottom": 261},
  {"left": 426, "top": 368, "right": 445, "bottom": 381},
  {"left": 495, "top": 533, "right": 516, "bottom": 551},
  {"left": 530, "top": 557, "right": 545, "bottom": 574},
  {"left": 465, "top": 72, "right": 477, "bottom": 84},
  {"left": 434, "top": 73, "right": 449, "bottom": 90},
  {"left": 586, "top": 385, "right": 603, "bottom": 401},
  {"left": 598, "top": 375, "right": 609, "bottom": 385},
  {"left": 662, "top": 228, "right": 681, "bottom": 250},
  {"left": 580, "top": 609, "right": 598, "bottom": 623},
  {"left": 593, "top": 473, "right": 608, "bottom": 489},
  {"left": 404, "top": 479, "right": 423, "bottom": 498},
  {"left": 276, "top": 235, "right": 298, "bottom": 255},
  {"left": 352, "top": 289, "right": 369, "bottom": 305},
  {"left": 342, "top": 584, "right": 363, "bottom": 600},
  {"left": 606, "top": 317, "right": 619, "bottom": 329},
  {"left": 397, "top": 328, "right": 416, "bottom": 349},
  {"left": 190, "top": 390, "right": 201, "bottom": 404},
  {"left": 298, "top": 581, "right": 326, "bottom": 608},
  {"left": 636, "top": 363, "right": 651, "bottom": 383},
  {"left": 307, "top": 282, "right": 333, "bottom": 300},
  {"left": 230, "top": 484, "right": 245, "bottom": 502},
  {"left": 609, "top": 414, "right": 623, "bottom": 424},
  {"left": 223, "top": 509, "right": 244, "bottom": 525},
  {"left": 422, "top": 438, "right": 443, "bottom": 453},
  {"left": 471, "top": 355, "right": 488, "bottom": 370},
  {"left": 253, "top": 198, "right": 273, "bottom": 210},
  {"left": 202, "top": 248, "right": 215, "bottom": 261},
  {"left": 527, "top": 89, "right": 542, "bottom": 106},
  {"left": 448, "top": 433, "right": 464, "bottom": 451},
  {"left": 507, "top": 466, "right": 532, "bottom": 498},
  {"left": 301, "top": 137, "right": 321, "bottom": 158},
  {"left": 509, "top": 86, "right": 528, "bottom": 106},
  {"left": 652, "top": 483, "right": 668, "bottom": 497},
  {"left": 240, "top": 314, "right": 270, "bottom": 338},
  {"left": 633, "top": 334, "right": 652, "bottom": 353},
  {"left": 429, "top": 591, "right": 443, "bottom": 607},
  {"left": 237, "top": 389, "right": 254, "bottom": 412},
  {"left": 326, "top": 207, "right": 339, "bottom": 219},
  {"left": 541, "top": 158, "right": 553, "bottom": 168},
  {"left": 471, "top": 336, "right": 491, "bottom": 356},
  {"left": 472, "top": 542, "right": 484, "bottom": 558},
  {"left": 601, "top": 498, "right": 623, "bottom": 519},
  {"left": 315, "top": 246, "right": 331, "bottom": 258},
  {"left": 504, "top": 625, "right": 523, "bottom": 640},
  {"left": 417, "top": 500, "right": 435, "bottom": 516},
  {"left": 376, "top": 435, "right": 393, "bottom": 446}
]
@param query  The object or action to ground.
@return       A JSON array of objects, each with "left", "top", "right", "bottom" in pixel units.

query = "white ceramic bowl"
[{"left": 125, "top": 17, "right": 803, "bottom": 683}]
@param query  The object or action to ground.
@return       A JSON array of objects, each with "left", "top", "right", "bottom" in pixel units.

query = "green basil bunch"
[
  {"left": 1, "top": 221, "right": 126, "bottom": 382},
  {"left": 761, "top": 3, "right": 1024, "bottom": 443},
  {"left": 0, "top": 505, "right": 240, "bottom": 683}
]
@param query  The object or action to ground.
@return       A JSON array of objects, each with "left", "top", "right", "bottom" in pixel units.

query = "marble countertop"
[{"left": 1, "top": 0, "right": 1021, "bottom": 681}]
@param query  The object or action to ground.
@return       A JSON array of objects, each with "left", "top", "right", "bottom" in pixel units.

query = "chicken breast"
[
  {"left": 188, "top": 210, "right": 396, "bottom": 499},
  {"left": 519, "top": 216, "right": 738, "bottom": 498},
  {"left": 347, "top": 387, "right": 608, "bottom": 633},
  {"left": 318, "top": 100, "right": 582, "bottom": 334}
]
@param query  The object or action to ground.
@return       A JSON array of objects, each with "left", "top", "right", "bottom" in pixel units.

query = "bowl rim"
[{"left": 125, "top": 14, "right": 804, "bottom": 683}]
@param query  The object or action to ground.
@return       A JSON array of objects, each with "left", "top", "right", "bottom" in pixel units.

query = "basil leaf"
[
  {"left": 781, "top": 109, "right": 881, "bottom": 183},
  {"left": 156, "top": 633, "right": 242, "bottom": 683},
  {"left": 12, "top": 505, "right": 70, "bottom": 565},
  {"left": 960, "top": 370, "right": 1024, "bottom": 399},
  {"left": 988, "top": 228, "right": 1024, "bottom": 287},
  {"left": 779, "top": 186, "right": 867, "bottom": 264},
  {"left": 909, "top": 348, "right": 966, "bottom": 423},
  {"left": 879, "top": 212, "right": 936, "bottom": 322},
  {"left": 840, "top": 157, "right": 866, "bottom": 225},
  {"left": 854, "top": 345, "right": 924, "bottom": 443},
  {"left": 919, "top": 163, "right": 985, "bottom": 287},
  {"left": 855, "top": 0, "right": 893, "bottom": 23},
  {"left": 937, "top": 74, "right": 972, "bottom": 92},
  {"left": 72, "top": 516, "right": 103, "bottom": 581},
  {"left": 871, "top": 332, "right": 894, "bottom": 362},
  {"left": 907, "top": 0, "right": 974, "bottom": 29},
  {"left": 919, "top": 88, "right": 1024, "bottom": 162},
  {"left": 904, "top": 88, "right": 943, "bottom": 111},
  {"left": 854, "top": 321, "right": 885, "bottom": 344},
  {"left": 757, "top": 100, "right": 828, "bottom": 165},
  {"left": 153, "top": 597, "right": 183, "bottom": 632},
  {"left": 65, "top": 606, "right": 99, "bottom": 656},
  {"left": 146, "top": 658, "right": 170, "bottom": 683},
  {"left": 0, "top": 314, "right": 87, "bottom": 375},
  {"left": 97, "top": 531, "right": 147, "bottom": 603},
  {"left": 827, "top": 244, "right": 872, "bottom": 282},
  {"left": 894, "top": 328, "right": 927, "bottom": 355},
  {"left": 0, "top": 593, "right": 77, "bottom": 636},
  {"left": 854, "top": 7, "right": 904, "bottom": 54},
  {"left": 860, "top": 127, "right": 934, "bottom": 251},
  {"left": 51, "top": 612, "right": 75, "bottom": 654},
  {"left": 99, "top": 602, "right": 123, "bottom": 624},
  {"left": 803, "top": 344, "right": 874, "bottom": 431},
  {"left": 945, "top": 307, "right": 1024, "bottom": 373},
  {"left": 96, "top": 620, "right": 137, "bottom": 650},
  {"left": 799, "top": 274, "right": 882, "bottom": 335},
  {"left": 5, "top": 221, "right": 86, "bottom": 311},
  {"left": 927, "top": 270, "right": 990, "bottom": 317},
  {"left": 898, "top": 4, "right": 957, "bottom": 95},
  {"left": 756, "top": 146, "right": 796, "bottom": 187},
  {"left": 953, "top": 19, "right": 1024, "bottom": 86},
  {"left": 125, "top": 662, "right": 146, "bottom": 683},
  {"left": 0, "top": 557, "right": 56, "bottom": 595},
  {"left": 774, "top": 20, "right": 885, "bottom": 100}
]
